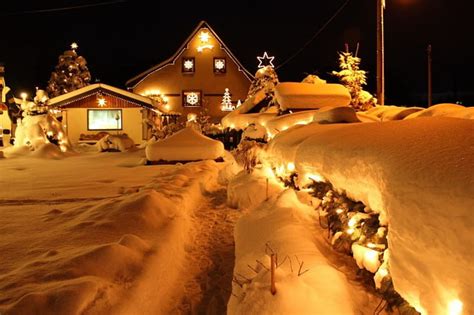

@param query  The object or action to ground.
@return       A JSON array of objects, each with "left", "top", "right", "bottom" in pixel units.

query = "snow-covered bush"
[
  {"left": 332, "top": 51, "right": 377, "bottom": 111},
  {"left": 96, "top": 134, "right": 135, "bottom": 152},
  {"left": 233, "top": 140, "right": 266, "bottom": 173}
]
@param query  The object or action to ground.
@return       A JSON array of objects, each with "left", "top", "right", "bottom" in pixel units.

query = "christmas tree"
[
  {"left": 46, "top": 43, "right": 91, "bottom": 97},
  {"left": 332, "top": 46, "right": 376, "bottom": 111},
  {"left": 221, "top": 88, "right": 234, "bottom": 111}
]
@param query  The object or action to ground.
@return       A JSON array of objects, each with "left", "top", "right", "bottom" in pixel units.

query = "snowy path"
[{"left": 167, "top": 188, "right": 242, "bottom": 315}]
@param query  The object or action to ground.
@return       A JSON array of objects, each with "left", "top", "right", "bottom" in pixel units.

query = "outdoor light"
[
  {"left": 20, "top": 92, "right": 27, "bottom": 100},
  {"left": 197, "top": 30, "right": 214, "bottom": 52},
  {"left": 257, "top": 52, "right": 275, "bottom": 68}
]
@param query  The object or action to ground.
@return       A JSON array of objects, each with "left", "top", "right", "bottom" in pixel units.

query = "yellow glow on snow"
[
  {"left": 336, "top": 208, "right": 344, "bottom": 214},
  {"left": 287, "top": 162, "right": 295, "bottom": 172},
  {"left": 367, "top": 242, "right": 376, "bottom": 249},
  {"left": 364, "top": 249, "right": 379, "bottom": 267},
  {"left": 346, "top": 228, "right": 354, "bottom": 235},
  {"left": 448, "top": 299, "right": 463, "bottom": 315},
  {"left": 348, "top": 217, "right": 357, "bottom": 228},
  {"left": 306, "top": 173, "right": 324, "bottom": 183},
  {"left": 377, "top": 267, "right": 388, "bottom": 278}
]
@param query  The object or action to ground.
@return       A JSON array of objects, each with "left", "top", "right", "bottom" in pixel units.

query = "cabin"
[
  {"left": 47, "top": 83, "right": 161, "bottom": 145},
  {"left": 126, "top": 21, "right": 253, "bottom": 122}
]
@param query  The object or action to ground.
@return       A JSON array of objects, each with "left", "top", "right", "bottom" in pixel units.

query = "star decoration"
[
  {"left": 257, "top": 51, "right": 275, "bottom": 68},
  {"left": 199, "top": 31, "right": 210, "bottom": 43},
  {"left": 71, "top": 42, "right": 78, "bottom": 50},
  {"left": 184, "top": 60, "right": 194, "bottom": 70},
  {"left": 215, "top": 59, "right": 225, "bottom": 70}
]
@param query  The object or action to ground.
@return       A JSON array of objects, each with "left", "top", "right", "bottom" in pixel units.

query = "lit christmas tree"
[
  {"left": 46, "top": 43, "right": 92, "bottom": 97},
  {"left": 221, "top": 88, "right": 235, "bottom": 111},
  {"left": 332, "top": 48, "right": 376, "bottom": 111}
]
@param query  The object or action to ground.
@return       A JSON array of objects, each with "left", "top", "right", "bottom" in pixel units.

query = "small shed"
[{"left": 48, "top": 83, "right": 160, "bottom": 144}]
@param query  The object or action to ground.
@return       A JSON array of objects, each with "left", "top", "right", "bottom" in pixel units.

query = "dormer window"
[{"left": 182, "top": 57, "right": 195, "bottom": 73}]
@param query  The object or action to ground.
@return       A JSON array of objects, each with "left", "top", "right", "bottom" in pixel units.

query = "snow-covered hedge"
[{"left": 266, "top": 117, "right": 474, "bottom": 314}]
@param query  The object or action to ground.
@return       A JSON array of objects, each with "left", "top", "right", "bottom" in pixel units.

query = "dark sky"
[{"left": 1, "top": 0, "right": 472, "bottom": 106}]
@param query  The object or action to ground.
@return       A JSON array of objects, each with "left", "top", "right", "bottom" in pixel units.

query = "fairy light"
[
  {"left": 336, "top": 208, "right": 344, "bottom": 214},
  {"left": 287, "top": 162, "right": 295, "bottom": 172},
  {"left": 448, "top": 299, "right": 463, "bottom": 315}
]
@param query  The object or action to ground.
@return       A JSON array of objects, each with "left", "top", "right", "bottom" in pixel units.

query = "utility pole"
[
  {"left": 376, "top": 0, "right": 385, "bottom": 105},
  {"left": 427, "top": 44, "right": 432, "bottom": 107}
]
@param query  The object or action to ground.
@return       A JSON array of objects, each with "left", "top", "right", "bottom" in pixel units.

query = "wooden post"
[
  {"left": 376, "top": 0, "right": 385, "bottom": 105},
  {"left": 270, "top": 254, "right": 277, "bottom": 295},
  {"left": 266, "top": 178, "right": 269, "bottom": 201}
]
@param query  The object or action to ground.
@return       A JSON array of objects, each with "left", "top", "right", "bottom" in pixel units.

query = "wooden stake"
[
  {"left": 266, "top": 178, "right": 269, "bottom": 200},
  {"left": 270, "top": 254, "right": 277, "bottom": 295}
]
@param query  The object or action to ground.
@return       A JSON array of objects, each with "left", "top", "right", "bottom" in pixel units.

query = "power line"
[
  {"left": 276, "top": 0, "right": 351, "bottom": 70},
  {"left": 1, "top": 0, "right": 127, "bottom": 16}
]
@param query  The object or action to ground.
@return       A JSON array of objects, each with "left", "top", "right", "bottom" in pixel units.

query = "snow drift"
[
  {"left": 145, "top": 126, "right": 224, "bottom": 162},
  {"left": 275, "top": 82, "right": 351, "bottom": 111}
]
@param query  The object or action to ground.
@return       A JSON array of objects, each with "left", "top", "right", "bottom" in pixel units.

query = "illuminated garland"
[{"left": 269, "top": 168, "right": 419, "bottom": 314}]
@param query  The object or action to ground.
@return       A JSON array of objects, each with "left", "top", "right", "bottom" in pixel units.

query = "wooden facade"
[
  {"left": 48, "top": 84, "right": 156, "bottom": 144},
  {"left": 126, "top": 21, "right": 253, "bottom": 123}
]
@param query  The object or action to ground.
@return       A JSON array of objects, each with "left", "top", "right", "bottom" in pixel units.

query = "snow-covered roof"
[
  {"left": 125, "top": 20, "right": 254, "bottom": 88},
  {"left": 47, "top": 83, "right": 156, "bottom": 109}
]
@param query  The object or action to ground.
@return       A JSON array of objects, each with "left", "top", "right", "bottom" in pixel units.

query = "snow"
[
  {"left": 47, "top": 83, "right": 155, "bottom": 109},
  {"left": 266, "top": 117, "right": 474, "bottom": 314},
  {"left": 145, "top": 126, "right": 224, "bottom": 162},
  {"left": 13, "top": 112, "right": 73, "bottom": 154},
  {"left": 96, "top": 134, "right": 135, "bottom": 152},
  {"left": 241, "top": 123, "right": 267, "bottom": 141},
  {"left": 364, "top": 105, "right": 424, "bottom": 121},
  {"left": 227, "top": 171, "right": 384, "bottom": 314},
  {"left": 0, "top": 149, "right": 225, "bottom": 314},
  {"left": 404, "top": 103, "right": 474, "bottom": 120},
  {"left": 275, "top": 82, "right": 351, "bottom": 111}
]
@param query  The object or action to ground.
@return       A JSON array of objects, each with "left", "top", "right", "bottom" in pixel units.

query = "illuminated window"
[
  {"left": 182, "top": 90, "right": 202, "bottom": 107},
  {"left": 88, "top": 109, "right": 122, "bottom": 130},
  {"left": 213, "top": 57, "right": 226, "bottom": 74},
  {"left": 182, "top": 57, "right": 195, "bottom": 73}
]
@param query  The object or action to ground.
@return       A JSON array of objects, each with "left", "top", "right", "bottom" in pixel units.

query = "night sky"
[{"left": 1, "top": 0, "right": 472, "bottom": 106}]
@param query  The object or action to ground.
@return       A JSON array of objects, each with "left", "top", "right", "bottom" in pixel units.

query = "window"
[
  {"left": 182, "top": 57, "right": 195, "bottom": 73},
  {"left": 88, "top": 109, "right": 122, "bottom": 130},
  {"left": 213, "top": 57, "right": 226, "bottom": 74},
  {"left": 182, "top": 90, "right": 202, "bottom": 107}
]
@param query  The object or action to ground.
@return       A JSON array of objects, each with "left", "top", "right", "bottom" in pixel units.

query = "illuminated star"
[
  {"left": 71, "top": 42, "right": 78, "bottom": 50},
  {"left": 199, "top": 31, "right": 210, "bottom": 43},
  {"left": 257, "top": 52, "right": 275, "bottom": 68}
]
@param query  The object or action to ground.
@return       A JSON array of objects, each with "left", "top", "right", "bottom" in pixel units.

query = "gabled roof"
[
  {"left": 48, "top": 83, "right": 156, "bottom": 109},
  {"left": 126, "top": 20, "right": 254, "bottom": 88}
]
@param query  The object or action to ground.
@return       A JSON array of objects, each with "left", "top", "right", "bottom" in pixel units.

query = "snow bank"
[
  {"left": 145, "top": 126, "right": 224, "bottom": 162},
  {"left": 404, "top": 103, "right": 474, "bottom": 120},
  {"left": 275, "top": 82, "right": 351, "bottom": 111},
  {"left": 364, "top": 105, "right": 424, "bottom": 121},
  {"left": 267, "top": 117, "right": 474, "bottom": 314},
  {"left": 96, "top": 134, "right": 135, "bottom": 152},
  {"left": 229, "top": 186, "right": 376, "bottom": 314},
  {"left": 227, "top": 169, "right": 283, "bottom": 209},
  {"left": 221, "top": 110, "right": 277, "bottom": 130}
]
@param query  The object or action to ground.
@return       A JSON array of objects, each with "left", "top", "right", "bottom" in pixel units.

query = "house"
[
  {"left": 47, "top": 83, "right": 161, "bottom": 144},
  {"left": 126, "top": 20, "right": 253, "bottom": 122}
]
